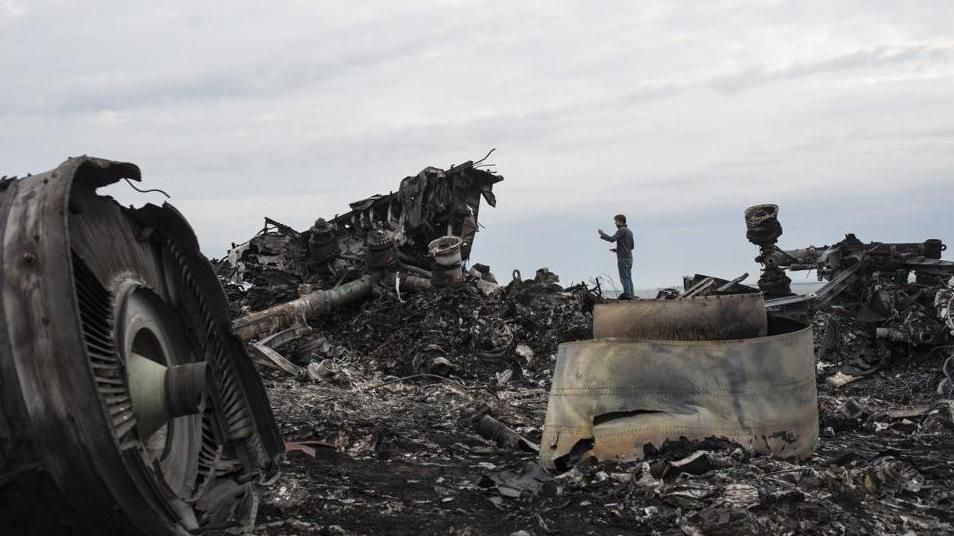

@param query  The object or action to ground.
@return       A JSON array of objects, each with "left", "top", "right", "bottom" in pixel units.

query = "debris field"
[
  {"left": 246, "top": 274, "right": 954, "bottom": 536},
  {"left": 206, "top": 158, "right": 954, "bottom": 536},
  {"left": 3, "top": 156, "right": 952, "bottom": 536}
]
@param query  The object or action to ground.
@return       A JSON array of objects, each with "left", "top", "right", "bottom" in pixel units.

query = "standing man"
[{"left": 599, "top": 214, "right": 635, "bottom": 299}]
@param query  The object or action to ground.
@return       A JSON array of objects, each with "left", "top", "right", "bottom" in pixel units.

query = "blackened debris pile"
[
  {"left": 279, "top": 268, "right": 598, "bottom": 382},
  {"left": 256, "top": 366, "right": 954, "bottom": 535},
  {"left": 214, "top": 156, "right": 606, "bottom": 384},
  {"left": 521, "top": 408, "right": 954, "bottom": 536},
  {"left": 814, "top": 272, "right": 954, "bottom": 387}
]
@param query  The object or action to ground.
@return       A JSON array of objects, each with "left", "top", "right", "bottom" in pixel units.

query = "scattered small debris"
[{"left": 479, "top": 462, "right": 553, "bottom": 498}]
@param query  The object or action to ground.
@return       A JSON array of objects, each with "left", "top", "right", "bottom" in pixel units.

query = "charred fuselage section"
[{"left": 216, "top": 160, "right": 502, "bottom": 313}]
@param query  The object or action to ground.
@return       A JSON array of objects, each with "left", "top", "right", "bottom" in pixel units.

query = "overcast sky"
[{"left": 2, "top": 1, "right": 952, "bottom": 288}]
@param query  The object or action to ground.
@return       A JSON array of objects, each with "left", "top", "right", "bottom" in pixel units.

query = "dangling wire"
[
  {"left": 473, "top": 147, "right": 496, "bottom": 166},
  {"left": 124, "top": 178, "right": 171, "bottom": 199}
]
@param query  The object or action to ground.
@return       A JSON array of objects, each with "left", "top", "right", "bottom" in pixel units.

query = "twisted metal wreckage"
[
  {"left": 1, "top": 156, "right": 953, "bottom": 535},
  {"left": 743, "top": 204, "right": 954, "bottom": 390},
  {"left": 216, "top": 158, "right": 503, "bottom": 318}
]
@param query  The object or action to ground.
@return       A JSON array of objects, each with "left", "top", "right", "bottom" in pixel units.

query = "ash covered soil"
[{"left": 246, "top": 279, "right": 954, "bottom": 536}]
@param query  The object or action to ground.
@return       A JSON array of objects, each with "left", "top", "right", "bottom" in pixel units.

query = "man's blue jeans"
[{"left": 617, "top": 257, "right": 634, "bottom": 298}]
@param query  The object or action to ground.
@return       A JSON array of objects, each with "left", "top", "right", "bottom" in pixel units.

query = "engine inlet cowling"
[{"left": 0, "top": 157, "right": 282, "bottom": 535}]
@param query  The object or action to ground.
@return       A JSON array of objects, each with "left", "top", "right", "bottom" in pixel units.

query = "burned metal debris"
[
  {"left": 541, "top": 297, "right": 818, "bottom": 468},
  {"left": 747, "top": 203, "right": 952, "bottom": 313},
  {"left": 0, "top": 158, "right": 281, "bottom": 535},
  {"left": 744, "top": 203, "right": 954, "bottom": 391},
  {"left": 216, "top": 159, "right": 503, "bottom": 314},
  {"left": 592, "top": 290, "right": 767, "bottom": 340}
]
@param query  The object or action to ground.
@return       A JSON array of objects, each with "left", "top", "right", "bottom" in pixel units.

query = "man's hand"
[{"left": 598, "top": 229, "right": 605, "bottom": 235}]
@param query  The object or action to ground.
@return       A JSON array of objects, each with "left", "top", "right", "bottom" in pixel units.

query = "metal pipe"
[
  {"left": 233, "top": 275, "right": 375, "bottom": 341},
  {"left": 400, "top": 273, "right": 432, "bottom": 292},
  {"left": 232, "top": 273, "right": 432, "bottom": 341},
  {"left": 399, "top": 263, "right": 432, "bottom": 279},
  {"left": 876, "top": 327, "right": 908, "bottom": 343}
]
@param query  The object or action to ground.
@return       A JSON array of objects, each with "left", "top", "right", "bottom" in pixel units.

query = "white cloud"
[{"left": 1, "top": 1, "right": 28, "bottom": 17}]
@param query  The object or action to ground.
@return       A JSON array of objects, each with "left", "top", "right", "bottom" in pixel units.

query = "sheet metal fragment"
[{"left": 541, "top": 308, "right": 818, "bottom": 467}]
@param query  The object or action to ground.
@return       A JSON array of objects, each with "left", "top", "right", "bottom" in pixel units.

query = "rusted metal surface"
[
  {"left": 0, "top": 157, "right": 281, "bottom": 535},
  {"left": 592, "top": 293, "right": 767, "bottom": 340},
  {"left": 540, "top": 316, "right": 818, "bottom": 468}
]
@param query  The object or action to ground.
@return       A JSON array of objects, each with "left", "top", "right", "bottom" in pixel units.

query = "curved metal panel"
[{"left": 541, "top": 318, "right": 818, "bottom": 467}]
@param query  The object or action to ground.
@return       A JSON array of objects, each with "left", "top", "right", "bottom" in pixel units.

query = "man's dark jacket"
[{"left": 600, "top": 225, "right": 634, "bottom": 259}]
